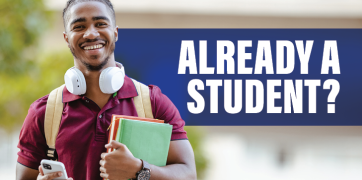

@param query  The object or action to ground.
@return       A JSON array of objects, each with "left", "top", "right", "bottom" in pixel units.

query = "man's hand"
[
  {"left": 37, "top": 165, "right": 73, "bottom": 180},
  {"left": 100, "top": 140, "right": 142, "bottom": 180}
]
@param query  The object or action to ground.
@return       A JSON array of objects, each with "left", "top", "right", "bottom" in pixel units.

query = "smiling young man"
[{"left": 16, "top": 0, "right": 196, "bottom": 180}]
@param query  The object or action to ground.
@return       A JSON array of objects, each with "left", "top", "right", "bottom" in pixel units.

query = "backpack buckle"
[{"left": 47, "top": 148, "right": 58, "bottom": 161}]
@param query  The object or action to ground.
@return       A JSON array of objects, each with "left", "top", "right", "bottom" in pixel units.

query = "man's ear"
[
  {"left": 63, "top": 32, "right": 70, "bottom": 47},
  {"left": 114, "top": 26, "right": 118, "bottom": 42}
]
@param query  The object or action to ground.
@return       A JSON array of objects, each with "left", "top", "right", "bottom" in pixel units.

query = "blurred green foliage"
[
  {"left": 0, "top": 50, "right": 74, "bottom": 129},
  {"left": 0, "top": 0, "right": 54, "bottom": 129},
  {"left": 0, "top": 0, "right": 51, "bottom": 74},
  {"left": 185, "top": 126, "right": 207, "bottom": 179}
]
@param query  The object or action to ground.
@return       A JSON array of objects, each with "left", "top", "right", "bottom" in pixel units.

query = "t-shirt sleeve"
[
  {"left": 149, "top": 85, "right": 188, "bottom": 140},
  {"left": 17, "top": 97, "right": 49, "bottom": 170}
]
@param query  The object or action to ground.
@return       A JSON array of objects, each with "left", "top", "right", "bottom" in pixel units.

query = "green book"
[{"left": 115, "top": 118, "right": 173, "bottom": 166}]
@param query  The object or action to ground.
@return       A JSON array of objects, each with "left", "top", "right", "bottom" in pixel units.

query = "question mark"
[{"left": 323, "top": 79, "right": 340, "bottom": 113}]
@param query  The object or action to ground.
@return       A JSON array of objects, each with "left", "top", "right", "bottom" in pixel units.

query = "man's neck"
[
  {"left": 76, "top": 60, "right": 117, "bottom": 109},
  {"left": 84, "top": 72, "right": 111, "bottom": 109}
]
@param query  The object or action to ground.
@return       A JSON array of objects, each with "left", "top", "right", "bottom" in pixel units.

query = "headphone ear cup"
[
  {"left": 64, "top": 67, "right": 87, "bottom": 95},
  {"left": 99, "top": 66, "right": 125, "bottom": 94}
]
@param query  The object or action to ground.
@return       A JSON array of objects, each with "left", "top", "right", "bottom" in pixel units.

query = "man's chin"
[{"left": 80, "top": 57, "right": 109, "bottom": 71}]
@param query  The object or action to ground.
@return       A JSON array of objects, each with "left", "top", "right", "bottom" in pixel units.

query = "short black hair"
[{"left": 62, "top": 0, "right": 116, "bottom": 31}]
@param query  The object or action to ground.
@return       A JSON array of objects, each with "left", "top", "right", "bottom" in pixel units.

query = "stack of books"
[{"left": 107, "top": 115, "right": 173, "bottom": 166}]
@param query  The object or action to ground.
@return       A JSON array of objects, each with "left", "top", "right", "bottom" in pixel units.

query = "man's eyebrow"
[
  {"left": 92, "top": 16, "right": 110, "bottom": 22},
  {"left": 70, "top": 17, "right": 86, "bottom": 26}
]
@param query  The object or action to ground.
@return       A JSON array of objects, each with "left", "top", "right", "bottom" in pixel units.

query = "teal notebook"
[{"left": 115, "top": 118, "right": 173, "bottom": 166}]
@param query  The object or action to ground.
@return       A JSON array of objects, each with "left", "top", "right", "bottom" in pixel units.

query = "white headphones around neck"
[{"left": 64, "top": 62, "right": 125, "bottom": 95}]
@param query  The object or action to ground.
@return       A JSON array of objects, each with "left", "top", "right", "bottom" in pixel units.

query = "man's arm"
[
  {"left": 16, "top": 163, "right": 39, "bottom": 180},
  {"left": 100, "top": 140, "right": 197, "bottom": 180},
  {"left": 149, "top": 140, "right": 197, "bottom": 180}
]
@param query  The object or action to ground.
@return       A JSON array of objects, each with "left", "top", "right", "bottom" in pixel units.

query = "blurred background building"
[{"left": 1, "top": 0, "right": 362, "bottom": 179}]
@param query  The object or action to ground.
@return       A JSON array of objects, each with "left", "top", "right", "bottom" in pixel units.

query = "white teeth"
[{"left": 84, "top": 44, "right": 103, "bottom": 50}]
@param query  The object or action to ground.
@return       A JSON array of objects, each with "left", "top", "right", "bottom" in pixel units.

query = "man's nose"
[{"left": 83, "top": 25, "right": 99, "bottom": 39}]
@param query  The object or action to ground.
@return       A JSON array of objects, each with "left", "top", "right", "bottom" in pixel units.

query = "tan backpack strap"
[
  {"left": 44, "top": 84, "right": 65, "bottom": 160},
  {"left": 131, "top": 79, "right": 154, "bottom": 119}
]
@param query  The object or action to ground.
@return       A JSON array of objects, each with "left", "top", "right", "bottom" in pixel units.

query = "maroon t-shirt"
[{"left": 17, "top": 76, "right": 187, "bottom": 180}]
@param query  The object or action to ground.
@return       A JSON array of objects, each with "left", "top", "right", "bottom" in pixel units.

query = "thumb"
[
  {"left": 45, "top": 171, "right": 62, "bottom": 179},
  {"left": 38, "top": 165, "right": 44, "bottom": 176},
  {"left": 105, "top": 140, "right": 124, "bottom": 150}
]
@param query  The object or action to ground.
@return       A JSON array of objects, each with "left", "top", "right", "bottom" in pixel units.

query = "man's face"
[{"left": 63, "top": 1, "right": 118, "bottom": 71}]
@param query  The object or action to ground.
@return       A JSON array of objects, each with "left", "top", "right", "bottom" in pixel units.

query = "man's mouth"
[{"left": 82, "top": 44, "right": 104, "bottom": 50}]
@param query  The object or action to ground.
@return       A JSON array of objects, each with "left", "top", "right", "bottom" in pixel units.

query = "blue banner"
[{"left": 115, "top": 29, "right": 362, "bottom": 125}]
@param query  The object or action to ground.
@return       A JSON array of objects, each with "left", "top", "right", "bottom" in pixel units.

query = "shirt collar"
[
  {"left": 116, "top": 75, "right": 138, "bottom": 99},
  {"left": 62, "top": 86, "right": 81, "bottom": 103},
  {"left": 62, "top": 75, "right": 138, "bottom": 103}
]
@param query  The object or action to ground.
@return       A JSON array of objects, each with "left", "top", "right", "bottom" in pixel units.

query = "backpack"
[{"left": 44, "top": 79, "right": 153, "bottom": 160}]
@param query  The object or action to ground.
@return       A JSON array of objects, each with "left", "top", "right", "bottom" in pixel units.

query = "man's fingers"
[
  {"left": 101, "top": 152, "right": 107, "bottom": 159},
  {"left": 100, "top": 172, "right": 109, "bottom": 178},
  {"left": 38, "top": 165, "right": 44, "bottom": 176},
  {"left": 44, "top": 171, "right": 62, "bottom": 179},
  {"left": 37, "top": 166, "right": 68, "bottom": 180},
  {"left": 105, "top": 141, "right": 126, "bottom": 151},
  {"left": 105, "top": 143, "right": 112, "bottom": 149},
  {"left": 100, "top": 166, "right": 106, "bottom": 173},
  {"left": 109, "top": 140, "right": 125, "bottom": 150},
  {"left": 100, "top": 159, "right": 105, "bottom": 167}
]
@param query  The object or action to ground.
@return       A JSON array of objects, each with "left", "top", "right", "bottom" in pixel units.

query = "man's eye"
[
  {"left": 73, "top": 26, "right": 83, "bottom": 30},
  {"left": 97, "top": 23, "right": 107, "bottom": 27}
]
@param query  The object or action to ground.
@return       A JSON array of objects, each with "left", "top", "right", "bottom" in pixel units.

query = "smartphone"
[{"left": 40, "top": 159, "right": 68, "bottom": 180}]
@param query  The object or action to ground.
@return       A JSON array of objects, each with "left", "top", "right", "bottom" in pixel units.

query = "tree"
[
  {"left": 0, "top": 0, "right": 54, "bottom": 129},
  {"left": 0, "top": 0, "right": 51, "bottom": 73},
  {"left": 0, "top": 49, "right": 74, "bottom": 129}
]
